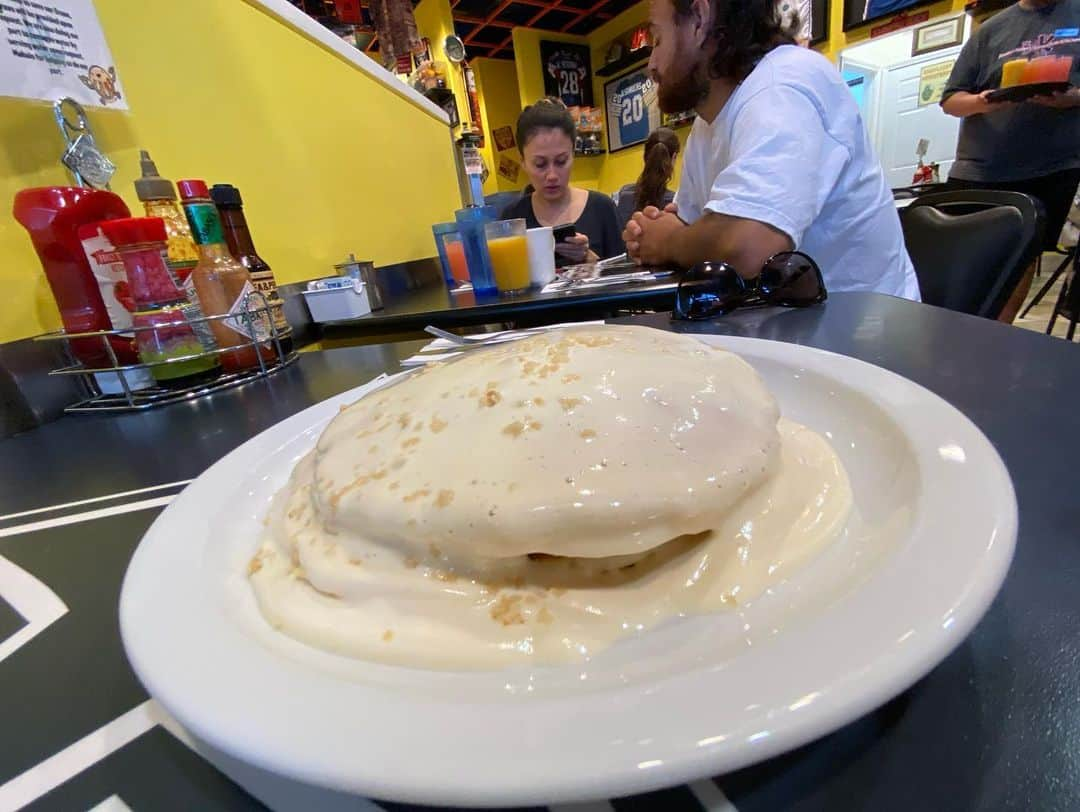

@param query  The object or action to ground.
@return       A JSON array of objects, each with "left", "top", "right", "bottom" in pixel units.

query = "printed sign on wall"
[
  {"left": 540, "top": 40, "right": 593, "bottom": 107},
  {"left": 918, "top": 59, "right": 956, "bottom": 106},
  {"left": 0, "top": 0, "right": 128, "bottom": 109},
  {"left": 604, "top": 67, "right": 661, "bottom": 152}
]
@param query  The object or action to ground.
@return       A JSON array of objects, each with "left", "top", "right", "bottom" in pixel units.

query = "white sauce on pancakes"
[{"left": 248, "top": 326, "right": 852, "bottom": 669}]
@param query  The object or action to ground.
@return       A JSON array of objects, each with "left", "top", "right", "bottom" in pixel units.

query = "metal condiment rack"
[{"left": 35, "top": 292, "right": 297, "bottom": 413}]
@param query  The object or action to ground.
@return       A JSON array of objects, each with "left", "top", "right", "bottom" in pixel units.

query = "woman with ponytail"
[{"left": 615, "top": 127, "right": 680, "bottom": 228}]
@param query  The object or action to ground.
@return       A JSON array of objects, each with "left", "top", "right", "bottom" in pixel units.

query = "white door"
[{"left": 874, "top": 49, "right": 964, "bottom": 188}]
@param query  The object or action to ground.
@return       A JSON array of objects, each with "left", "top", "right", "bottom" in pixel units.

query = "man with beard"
[{"left": 623, "top": 0, "right": 920, "bottom": 299}]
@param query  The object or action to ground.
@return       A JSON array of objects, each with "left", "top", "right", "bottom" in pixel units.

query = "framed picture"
[
  {"left": 842, "top": 0, "right": 936, "bottom": 32},
  {"left": 778, "top": 0, "right": 831, "bottom": 47},
  {"left": 912, "top": 16, "right": 964, "bottom": 56},
  {"left": 498, "top": 155, "right": 520, "bottom": 183},
  {"left": 604, "top": 68, "right": 661, "bottom": 152},
  {"left": 492, "top": 125, "right": 516, "bottom": 152},
  {"left": 540, "top": 41, "right": 593, "bottom": 107}
]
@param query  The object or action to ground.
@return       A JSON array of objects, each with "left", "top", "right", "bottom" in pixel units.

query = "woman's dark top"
[
  {"left": 501, "top": 190, "right": 625, "bottom": 266},
  {"left": 615, "top": 183, "right": 676, "bottom": 229}
]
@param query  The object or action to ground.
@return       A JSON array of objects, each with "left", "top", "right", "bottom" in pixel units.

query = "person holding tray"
[{"left": 941, "top": 0, "right": 1080, "bottom": 318}]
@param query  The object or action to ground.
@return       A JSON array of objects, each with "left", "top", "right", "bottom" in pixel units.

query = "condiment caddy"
[
  {"left": 34, "top": 292, "right": 294, "bottom": 412},
  {"left": 13, "top": 149, "right": 296, "bottom": 413}
]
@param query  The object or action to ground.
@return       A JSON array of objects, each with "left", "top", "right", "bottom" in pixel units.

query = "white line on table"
[
  {"left": 689, "top": 778, "right": 739, "bottom": 811},
  {"left": 0, "top": 495, "right": 175, "bottom": 539},
  {"left": 0, "top": 700, "right": 158, "bottom": 811},
  {"left": 0, "top": 480, "right": 191, "bottom": 524},
  {"left": 0, "top": 555, "right": 68, "bottom": 664},
  {"left": 87, "top": 794, "right": 133, "bottom": 812}
]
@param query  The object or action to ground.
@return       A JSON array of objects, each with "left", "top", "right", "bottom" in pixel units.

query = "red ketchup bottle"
[{"left": 12, "top": 187, "right": 136, "bottom": 367}]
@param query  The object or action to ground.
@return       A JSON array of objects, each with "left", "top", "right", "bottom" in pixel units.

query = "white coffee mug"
[{"left": 526, "top": 226, "right": 556, "bottom": 287}]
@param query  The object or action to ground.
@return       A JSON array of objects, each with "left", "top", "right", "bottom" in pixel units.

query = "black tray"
[{"left": 985, "top": 81, "right": 1072, "bottom": 103}]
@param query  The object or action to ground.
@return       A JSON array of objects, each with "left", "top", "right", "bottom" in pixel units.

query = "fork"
[{"left": 423, "top": 325, "right": 551, "bottom": 345}]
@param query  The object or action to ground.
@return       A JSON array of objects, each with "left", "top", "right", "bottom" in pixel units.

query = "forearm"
[
  {"left": 667, "top": 213, "right": 791, "bottom": 277},
  {"left": 941, "top": 91, "right": 989, "bottom": 118}
]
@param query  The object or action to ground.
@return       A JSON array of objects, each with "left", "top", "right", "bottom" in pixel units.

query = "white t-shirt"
[{"left": 675, "top": 45, "right": 920, "bottom": 300}]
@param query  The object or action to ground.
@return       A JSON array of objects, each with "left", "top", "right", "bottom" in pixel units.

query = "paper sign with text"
[
  {"left": 0, "top": 0, "right": 128, "bottom": 109},
  {"left": 918, "top": 60, "right": 956, "bottom": 107}
]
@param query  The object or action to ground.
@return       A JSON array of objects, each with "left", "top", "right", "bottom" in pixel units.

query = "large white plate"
[{"left": 120, "top": 335, "right": 1016, "bottom": 807}]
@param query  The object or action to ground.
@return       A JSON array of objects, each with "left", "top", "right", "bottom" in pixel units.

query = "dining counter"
[{"left": 1, "top": 292, "right": 1078, "bottom": 811}]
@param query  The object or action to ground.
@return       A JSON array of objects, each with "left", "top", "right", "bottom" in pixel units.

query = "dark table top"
[
  {"left": 318, "top": 274, "right": 679, "bottom": 338},
  {"left": 2, "top": 292, "right": 1079, "bottom": 811}
]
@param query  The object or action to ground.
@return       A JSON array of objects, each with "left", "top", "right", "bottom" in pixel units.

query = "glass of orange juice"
[
  {"left": 433, "top": 222, "right": 468, "bottom": 289},
  {"left": 442, "top": 233, "right": 470, "bottom": 285},
  {"left": 1048, "top": 54, "right": 1073, "bottom": 83},
  {"left": 1023, "top": 55, "right": 1072, "bottom": 84},
  {"left": 484, "top": 219, "right": 530, "bottom": 295}
]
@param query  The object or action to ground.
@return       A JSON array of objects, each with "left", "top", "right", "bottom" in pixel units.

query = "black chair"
[
  {"left": 900, "top": 190, "right": 1044, "bottom": 320},
  {"left": 891, "top": 182, "right": 949, "bottom": 199}
]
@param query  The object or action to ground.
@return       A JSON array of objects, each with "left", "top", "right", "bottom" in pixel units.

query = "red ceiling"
[
  {"left": 451, "top": 0, "right": 639, "bottom": 58},
  {"left": 291, "top": 0, "right": 639, "bottom": 60}
]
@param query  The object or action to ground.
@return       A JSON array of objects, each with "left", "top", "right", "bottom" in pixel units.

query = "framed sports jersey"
[
  {"left": 843, "top": 0, "right": 933, "bottom": 31},
  {"left": 604, "top": 68, "right": 661, "bottom": 152},
  {"left": 540, "top": 41, "right": 593, "bottom": 107}
]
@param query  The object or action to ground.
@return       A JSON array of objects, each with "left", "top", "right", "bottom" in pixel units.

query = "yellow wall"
[
  {"left": 1, "top": 0, "right": 460, "bottom": 344},
  {"left": 473, "top": 58, "right": 525, "bottom": 193}
]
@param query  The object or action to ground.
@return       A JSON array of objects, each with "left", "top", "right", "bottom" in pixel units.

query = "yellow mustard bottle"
[{"left": 134, "top": 150, "right": 200, "bottom": 283}]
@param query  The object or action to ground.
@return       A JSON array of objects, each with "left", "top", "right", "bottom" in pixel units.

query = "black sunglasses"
[{"left": 673, "top": 251, "right": 827, "bottom": 321}]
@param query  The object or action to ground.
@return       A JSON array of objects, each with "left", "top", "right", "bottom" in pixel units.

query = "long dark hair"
[
  {"left": 673, "top": 0, "right": 796, "bottom": 82},
  {"left": 634, "top": 128, "right": 680, "bottom": 212},
  {"left": 516, "top": 97, "right": 576, "bottom": 151}
]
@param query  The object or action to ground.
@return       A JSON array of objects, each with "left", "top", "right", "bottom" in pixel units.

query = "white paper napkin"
[{"left": 401, "top": 321, "right": 606, "bottom": 366}]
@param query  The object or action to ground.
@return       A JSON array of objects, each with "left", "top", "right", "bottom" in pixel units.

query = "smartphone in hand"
[{"left": 553, "top": 223, "right": 577, "bottom": 243}]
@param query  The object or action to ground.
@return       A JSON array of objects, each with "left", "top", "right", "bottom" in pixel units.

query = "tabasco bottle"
[
  {"left": 178, "top": 179, "right": 273, "bottom": 373},
  {"left": 210, "top": 183, "right": 292, "bottom": 355}
]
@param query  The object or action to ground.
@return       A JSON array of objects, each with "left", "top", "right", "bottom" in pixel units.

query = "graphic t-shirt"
[
  {"left": 943, "top": 0, "right": 1080, "bottom": 181},
  {"left": 674, "top": 45, "right": 920, "bottom": 299}
]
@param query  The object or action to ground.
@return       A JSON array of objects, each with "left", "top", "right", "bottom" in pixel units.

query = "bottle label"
[
  {"left": 185, "top": 202, "right": 226, "bottom": 245},
  {"left": 248, "top": 270, "right": 290, "bottom": 331},
  {"left": 168, "top": 258, "right": 198, "bottom": 285},
  {"left": 79, "top": 228, "right": 135, "bottom": 336},
  {"left": 182, "top": 275, "right": 218, "bottom": 352},
  {"left": 159, "top": 248, "right": 186, "bottom": 291},
  {"left": 223, "top": 280, "right": 271, "bottom": 342}
]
